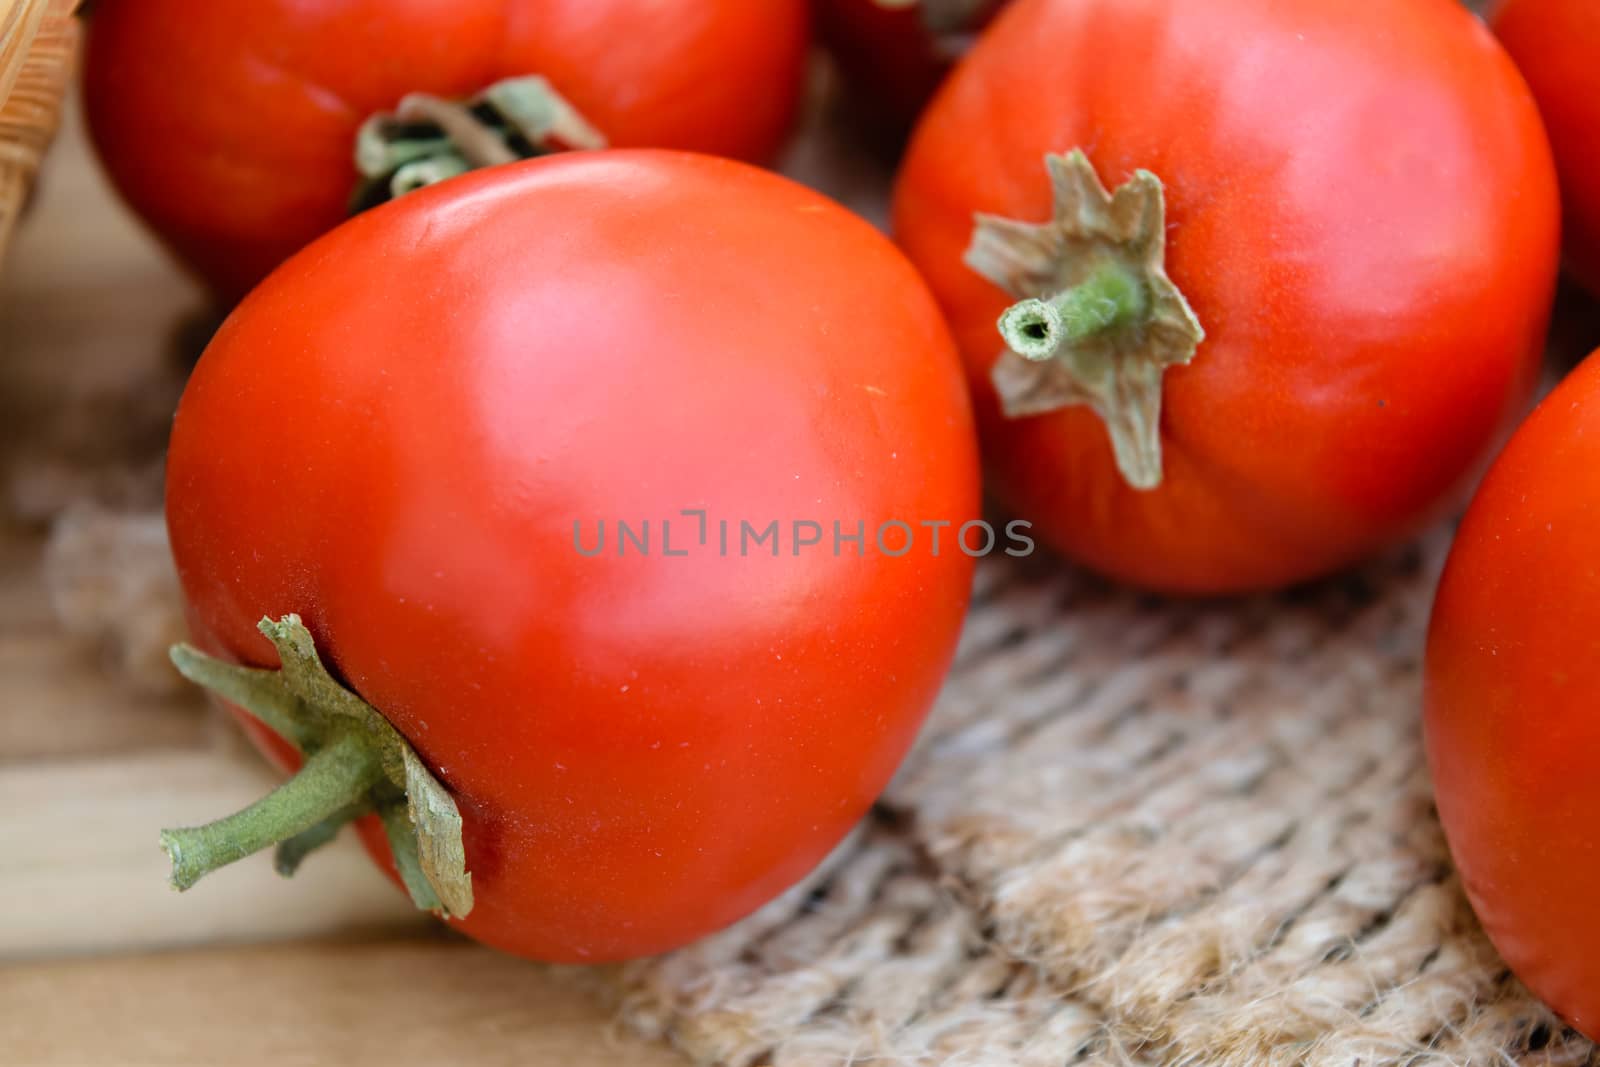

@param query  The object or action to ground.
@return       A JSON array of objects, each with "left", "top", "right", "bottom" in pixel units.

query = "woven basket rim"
[
  {"left": 0, "top": 0, "right": 80, "bottom": 259},
  {"left": 0, "top": 0, "right": 55, "bottom": 108}
]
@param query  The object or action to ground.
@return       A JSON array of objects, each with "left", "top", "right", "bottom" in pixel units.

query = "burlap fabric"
[{"left": 595, "top": 535, "right": 1597, "bottom": 1066}]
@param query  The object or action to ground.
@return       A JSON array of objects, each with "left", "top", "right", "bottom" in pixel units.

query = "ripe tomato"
[
  {"left": 1492, "top": 0, "right": 1600, "bottom": 295},
  {"left": 816, "top": 0, "right": 1009, "bottom": 131},
  {"left": 892, "top": 0, "right": 1560, "bottom": 594},
  {"left": 84, "top": 0, "right": 809, "bottom": 304},
  {"left": 1425, "top": 349, "right": 1600, "bottom": 1040},
  {"left": 162, "top": 151, "right": 980, "bottom": 962}
]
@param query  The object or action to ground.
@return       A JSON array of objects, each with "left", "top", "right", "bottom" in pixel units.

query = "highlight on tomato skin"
[
  {"left": 160, "top": 149, "right": 982, "bottom": 963},
  {"left": 81, "top": 0, "right": 810, "bottom": 306},
  {"left": 891, "top": 0, "right": 1561, "bottom": 596},
  {"left": 1491, "top": 0, "right": 1600, "bottom": 295},
  {"left": 1424, "top": 348, "right": 1600, "bottom": 1043}
]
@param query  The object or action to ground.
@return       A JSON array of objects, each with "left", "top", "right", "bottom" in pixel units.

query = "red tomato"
[
  {"left": 1425, "top": 349, "right": 1600, "bottom": 1040},
  {"left": 164, "top": 151, "right": 980, "bottom": 962},
  {"left": 892, "top": 0, "right": 1560, "bottom": 594},
  {"left": 84, "top": 0, "right": 809, "bottom": 304},
  {"left": 1493, "top": 0, "right": 1600, "bottom": 295},
  {"left": 817, "top": 0, "right": 1009, "bottom": 131}
]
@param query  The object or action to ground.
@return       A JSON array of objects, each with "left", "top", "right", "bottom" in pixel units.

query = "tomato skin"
[
  {"left": 892, "top": 0, "right": 1560, "bottom": 594},
  {"left": 1493, "top": 0, "right": 1600, "bottom": 294},
  {"left": 164, "top": 151, "right": 980, "bottom": 962},
  {"left": 83, "top": 0, "right": 809, "bottom": 305},
  {"left": 1425, "top": 350, "right": 1600, "bottom": 1040}
]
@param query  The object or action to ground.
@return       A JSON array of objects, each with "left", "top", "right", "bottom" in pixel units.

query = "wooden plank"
[
  {"left": 0, "top": 748, "right": 425, "bottom": 958},
  {"left": 0, "top": 936, "right": 683, "bottom": 1066},
  {"left": 0, "top": 521, "right": 207, "bottom": 763},
  {"left": 0, "top": 630, "right": 207, "bottom": 762},
  {"left": 0, "top": 523, "right": 422, "bottom": 956},
  {"left": 0, "top": 88, "right": 195, "bottom": 526},
  {"left": 0, "top": 530, "right": 53, "bottom": 627},
  {"left": 0, "top": 87, "right": 426, "bottom": 961}
]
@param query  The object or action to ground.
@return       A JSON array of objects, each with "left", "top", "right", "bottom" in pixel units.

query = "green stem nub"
[
  {"left": 997, "top": 263, "right": 1150, "bottom": 363},
  {"left": 352, "top": 74, "right": 607, "bottom": 212},
  {"left": 162, "top": 734, "right": 381, "bottom": 891},
  {"left": 964, "top": 149, "right": 1206, "bottom": 492},
  {"left": 274, "top": 803, "right": 371, "bottom": 878},
  {"left": 163, "top": 616, "right": 473, "bottom": 918}
]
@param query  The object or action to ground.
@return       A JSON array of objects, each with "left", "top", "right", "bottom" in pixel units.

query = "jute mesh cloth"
[{"left": 584, "top": 536, "right": 1599, "bottom": 1067}]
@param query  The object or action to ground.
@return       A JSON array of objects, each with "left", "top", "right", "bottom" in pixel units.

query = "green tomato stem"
[
  {"left": 162, "top": 733, "right": 382, "bottom": 891},
  {"left": 352, "top": 75, "right": 606, "bottom": 212},
  {"left": 998, "top": 261, "right": 1150, "bottom": 363},
  {"left": 965, "top": 149, "right": 1206, "bottom": 492},
  {"left": 168, "top": 644, "right": 311, "bottom": 750},
  {"left": 379, "top": 800, "right": 444, "bottom": 914},
  {"left": 390, "top": 94, "right": 518, "bottom": 170},
  {"left": 161, "top": 615, "right": 474, "bottom": 917},
  {"left": 273, "top": 803, "right": 370, "bottom": 877},
  {"left": 391, "top": 154, "right": 472, "bottom": 198}
]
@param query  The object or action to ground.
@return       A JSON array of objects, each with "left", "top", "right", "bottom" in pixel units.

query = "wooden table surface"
[{"left": 0, "top": 95, "right": 686, "bottom": 1067}]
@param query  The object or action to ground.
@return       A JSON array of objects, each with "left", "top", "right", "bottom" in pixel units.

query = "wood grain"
[
  {"left": 0, "top": 936, "right": 683, "bottom": 1066},
  {"left": 0, "top": 535, "right": 207, "bottom": 763},
  {"left": 0, "top": 747, "right": 427, "bottom": 958}
]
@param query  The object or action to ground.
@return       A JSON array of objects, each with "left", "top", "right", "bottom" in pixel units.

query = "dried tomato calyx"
[
  {"left": 351, "top": 75, "right": 607, "bottom": 211},
  {"left": 161, "top": 615, "right": 473, "bottom": 918},
  {"left": 966, "top": 149, "right": 1205, "bottom": 491}
]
